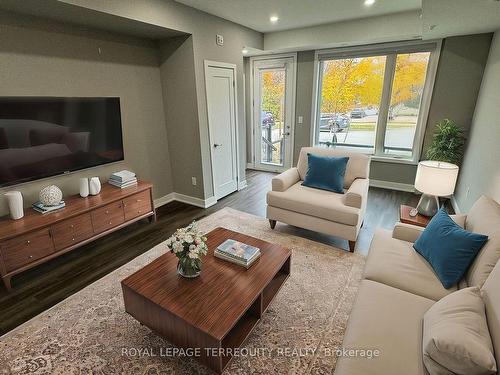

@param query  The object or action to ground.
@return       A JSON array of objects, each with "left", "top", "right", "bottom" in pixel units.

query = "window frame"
[{"left": 310, "top": 40, "right": 442, "bottom": 165}]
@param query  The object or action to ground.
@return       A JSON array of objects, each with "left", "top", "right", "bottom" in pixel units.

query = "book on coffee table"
[{"left": 215, "top": 239, "right": 260, "bottom": 268}]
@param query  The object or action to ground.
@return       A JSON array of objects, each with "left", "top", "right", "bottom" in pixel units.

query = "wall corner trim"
[
  {"left": 154, "top": 193, "right": 217, "bottom": 209},
  {"left": 238, "top": 180, "right": 248, "bottom": 190},
  {"left": 369, "top": 179, "right": 416, "bottom": 193}
]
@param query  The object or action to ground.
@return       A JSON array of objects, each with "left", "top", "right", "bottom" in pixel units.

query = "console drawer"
[
  {"left": 91, "top": 201, "right": 125, "bottom": 234},
  {"left": 51, "top": 213, "right": 94, "bottom": 251},
  {"left": 1, "top": 229, "right": 55, "bottom": 272},
  {"left": 123, "top": 190, "right": 152, "bottom": 221}
]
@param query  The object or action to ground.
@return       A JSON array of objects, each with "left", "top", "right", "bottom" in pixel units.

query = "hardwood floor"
[{"left": 0, "top": 170, "right": 419, "bottom": 335}]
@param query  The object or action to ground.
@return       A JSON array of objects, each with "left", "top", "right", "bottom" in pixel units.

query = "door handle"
[
  {"left": 213, "top": 143, "right": 222, "bottom": 148},
  {"left": 284, "top": 132, "right": 290, "bottom": 136}
]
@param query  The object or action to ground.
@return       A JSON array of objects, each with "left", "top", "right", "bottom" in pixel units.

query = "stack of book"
[
  {"left": 109, "top": 170, "right": 137, "bottom": 189},
  {"left": 32, "top": 201, "right": 66, "bottom": 214},
  {"left": 214, "top": 239, "right": 261, "bottom": 269}
]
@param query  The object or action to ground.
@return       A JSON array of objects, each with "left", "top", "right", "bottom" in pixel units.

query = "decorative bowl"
[{"left": 39, "top": 185, "right": 63, "bottom": 206}]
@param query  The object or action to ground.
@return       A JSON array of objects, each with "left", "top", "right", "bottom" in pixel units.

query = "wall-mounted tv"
[{"left": 0, "top": 97, "right": 124, "bottom": 188}]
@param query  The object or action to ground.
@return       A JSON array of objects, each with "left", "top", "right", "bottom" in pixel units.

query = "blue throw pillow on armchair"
[
  {"left": 302, "top": 153, "right": 349, "bottom": 194},
  {"left": 413, "top": 208, "right": 489, "bottom": 289}
]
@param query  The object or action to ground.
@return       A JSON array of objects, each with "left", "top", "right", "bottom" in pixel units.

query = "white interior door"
[
  {"left": 205, "top": 63, "right": 238, "bottom": 200},
  {"left": 253, "top": 56, "right": 295, "bottom": 172}
]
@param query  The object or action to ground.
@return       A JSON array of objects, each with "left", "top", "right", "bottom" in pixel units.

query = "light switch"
[{"left": 298, "top": 116, "right": 303, "bottom": 124}]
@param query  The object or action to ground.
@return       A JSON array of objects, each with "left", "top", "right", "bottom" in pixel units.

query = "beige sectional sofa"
[
  {"left": 335, "top": 195, "right": 500, "bottom": 375},
  {"left": 267, "top": 147, "right": 370, "bottom": 252}
]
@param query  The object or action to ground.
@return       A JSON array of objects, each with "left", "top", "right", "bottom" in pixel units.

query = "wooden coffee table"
[{"left": 121, "top": 227, "right": 291, "bottom": 373}]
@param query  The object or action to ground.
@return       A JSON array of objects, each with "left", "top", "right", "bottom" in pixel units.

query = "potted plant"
[
  {"left": 426, "top": 119, "right": 465, "bottom": 165},
  {"left": 165, "top": 222, "right": 208, "bottom": 278}
]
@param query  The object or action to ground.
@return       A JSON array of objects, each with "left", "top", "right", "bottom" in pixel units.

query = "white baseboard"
[
  {"left": 450, "top": 195, "right": 461, "bottom": 214},
  {"left": 246, "top": 163, "right": 255, "bottom": 169},
  {"left": 370, "top": 179, "right": 416, "bottom": 193},
  {"left": 238, "top": 179, "right": 248, "bottom": 190},
  {"left": 153, "top": 193, "right": 176, "bottom": 208},
  {"left": 154, "top": 192, "right": 217, "bottom": 209}
]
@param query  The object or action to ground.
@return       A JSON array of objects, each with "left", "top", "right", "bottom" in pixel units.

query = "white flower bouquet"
[{"left": 165, "top": 221, "right": 208, "bottom": 278}]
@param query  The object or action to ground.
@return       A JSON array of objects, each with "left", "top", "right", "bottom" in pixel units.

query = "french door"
[{"left": 252, "top": 56, "right": 295, "bottom": 172}]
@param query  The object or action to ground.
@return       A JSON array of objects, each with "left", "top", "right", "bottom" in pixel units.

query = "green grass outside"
[{"left": 348, "top": 122, "right": 416, "bottom": 131}]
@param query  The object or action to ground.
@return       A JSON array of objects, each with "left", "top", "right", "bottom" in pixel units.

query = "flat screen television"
[{"left": 0, "top": 97, "right": 124, "bottom": 188}]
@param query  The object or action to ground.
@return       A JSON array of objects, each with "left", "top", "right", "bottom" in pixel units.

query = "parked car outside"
[
  {"left": 261, "top": 111, "right": 274, "bottom": 128},
  {"left": 319, "top": 113, "right": 350, "bottom": 132},
  {"left": 350, "top": 108, "right": 366, "bottom": 118}
]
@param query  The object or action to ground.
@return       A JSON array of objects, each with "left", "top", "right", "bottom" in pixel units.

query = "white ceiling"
[
  {"left": 422, "top": 0, "right": 500, "bottom": 39},
  {"left": 174, "top": 0, "right": 421, "bottom": 33}
]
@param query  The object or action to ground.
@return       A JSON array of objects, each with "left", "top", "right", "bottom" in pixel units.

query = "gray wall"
[
  {"left": 57, "top": 0, "right": 264, "bottom": 199},
  {"left": 0, "top": 17, "right": 173, "bottom": 216},
  {"left": 423, "top": 33, "right": 493, "bottom": 156},
  {"left": 284, "top": 34, "right": 492, "bottom": 185},
  {"left": 159, "top": 36, "right": 203, "bottom": 198},
  {"left": 454, "top": 31, "right": 500, "bottom": 211}
]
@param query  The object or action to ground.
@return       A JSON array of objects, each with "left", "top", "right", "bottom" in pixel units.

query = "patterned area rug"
[{"left": 0, "top": 207, "right": 365, "bottom": 374}]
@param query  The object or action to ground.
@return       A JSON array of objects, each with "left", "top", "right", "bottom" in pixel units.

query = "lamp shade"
[{"left": 415, "top": 160, "right": 459, "bottom": 196}]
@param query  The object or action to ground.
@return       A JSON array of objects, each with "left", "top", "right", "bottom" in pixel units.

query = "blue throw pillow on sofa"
[
  {"left": 302, "top": 153, "right": 349, "bottom": 193},
  {"left": 413, "top": 208, "right": 489, "bottom": 289}
]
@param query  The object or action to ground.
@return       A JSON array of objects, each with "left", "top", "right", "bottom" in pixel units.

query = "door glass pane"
[
  {"left": 260, "top": 69, "right": 286, "bottom": 166},
  {"left": 384, "top": 52, "right": 430, "bottom": 158},
  {"left": 317, "top": 56, "right": 386, "bottom": 153}
]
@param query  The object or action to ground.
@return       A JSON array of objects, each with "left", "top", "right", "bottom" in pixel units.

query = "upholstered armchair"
[{"left": 266, "top": 147, "right": 371, "bottom": 252}]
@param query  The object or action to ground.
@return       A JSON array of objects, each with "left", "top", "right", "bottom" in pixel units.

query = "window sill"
[{"left": 370, "top": 155, "right": 418, "bottom": 165}]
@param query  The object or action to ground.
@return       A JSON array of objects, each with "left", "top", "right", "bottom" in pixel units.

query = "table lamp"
[{"left": 411, "top": 160, "right": 459, "bottom": 217}]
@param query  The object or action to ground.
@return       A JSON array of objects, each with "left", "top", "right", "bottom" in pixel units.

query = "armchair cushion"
[
  {"left": 297, "top": 147, "right": 369, "bottom": 188},
  {"left": 271, "top": 167, "right": 300, "bottom": 192},
  {"left": 266, "top": 182, "right": 360, "bottom": 226},
  {"left": 302, "top": 153, "right": 349, "bottom": 193},
  {"left": 345, "top": 178, "right": 369, "bottom": 209}
]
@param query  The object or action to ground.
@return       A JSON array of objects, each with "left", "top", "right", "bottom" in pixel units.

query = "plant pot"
[{"left": 177, "top": 258, "right": 202, "bottom": 278}]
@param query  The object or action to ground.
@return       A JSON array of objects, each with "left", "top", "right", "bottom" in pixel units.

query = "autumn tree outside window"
[{"left": 312, "top": 41, "right": 440, "bottom": 163}]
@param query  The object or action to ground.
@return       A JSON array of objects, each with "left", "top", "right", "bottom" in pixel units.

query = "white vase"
[
  {"left": 79, "top": 178, "right": 89, "bottom": 198},
  {"left": 4, "top": 191, "right": 24, "bottom": 220},
  {"left": 89, "top": 177, "right": 101, "bottom": 195}
]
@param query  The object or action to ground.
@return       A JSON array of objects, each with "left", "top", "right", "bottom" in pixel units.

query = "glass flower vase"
[{"left": 177, "top": 257, "right": 202, "bottom": 278}]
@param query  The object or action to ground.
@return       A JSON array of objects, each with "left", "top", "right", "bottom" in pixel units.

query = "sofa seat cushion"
[
  {"left": 335, "top": 279, "right": 434, "bottom": 375},
  {"left": 364, "top": 229, "right": 457, "bottom": 301},
  {"left": 266, "top": 182, "right": 360, "bottom": 226}
]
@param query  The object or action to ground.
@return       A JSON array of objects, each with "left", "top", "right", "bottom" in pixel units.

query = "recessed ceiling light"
[
  {"left": 270, "top": 15, "right": 279, "bottom": 23},
  {"left": 242, "top": 48, "right": 249, "bottom": 55},
  {"left": 364, "top": 0, "right": 375, "bottom": 6}
]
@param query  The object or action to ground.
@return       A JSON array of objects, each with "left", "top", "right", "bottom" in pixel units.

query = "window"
[{"left": 313, "top": 42, "right": 439, "bottom": 162}]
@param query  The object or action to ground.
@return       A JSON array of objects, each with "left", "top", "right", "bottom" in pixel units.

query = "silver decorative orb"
[{"left": 39, "top": 185, "right": 63, "bottom": 206}]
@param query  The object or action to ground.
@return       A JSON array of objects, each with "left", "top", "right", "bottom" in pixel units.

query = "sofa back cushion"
[
  {"left": 482, "top": 260, "right": 500, "bottom": 368},
  {"left": 466, "top": 196, "right": 500, "bottom": 288},
  {"left": 297, "top": 147, "right": 370, "bottom": 188}
]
